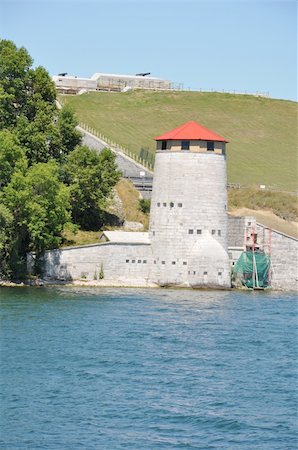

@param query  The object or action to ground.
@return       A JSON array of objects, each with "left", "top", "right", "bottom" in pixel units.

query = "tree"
[
  {"left": 64, "top": 146, "right": 121, "bottom": 229},
  {"left": 57, "top": 106, "right": 82, "bottom": 156},
  {"left": 0, "top": 40, "right": 33, "bottom": 128},
  {"left": 0, "top": 39, "right": 82, "bottom": 165},
  {"left": 0, "top": 40, "right": 122, "bottom": 279},
  {"left": 0, "top": 130, "right": 27, "bottom": 188},
  {"left": 2, "top": 162, "right": 71, "bottom": 276},
  {"left": 0, "top": 203, "right": 13, "bottom": 278}
]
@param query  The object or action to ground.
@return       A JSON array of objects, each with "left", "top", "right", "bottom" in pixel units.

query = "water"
[{"left": 0, "top": 287, "right": 297, "bottom": 450}]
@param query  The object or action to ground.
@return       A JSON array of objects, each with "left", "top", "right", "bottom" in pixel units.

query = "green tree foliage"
[
  {"left": 15, "top": 104, "right": 81, "bottom": 165},
  {"left": 0, "top": 40, "right": 121, "bottom": 279},
  {"left": 0, "top": 204, "right": 13, "bottom": 278},
  {"left": 64, "top": 146, "right": 121, "bottom": 230},
  {"left": 0, "top": 39, "right": 82, "bottom": 165},
  {"left": 138, "top": 198, "right": 151, "bottom": 214},
  {"left": 0, "top": 130, "right": 27, "bottom": 188},
  {"left": 2, "top": 162, "right": 71, "bottom": 276},
  {"left": 0, "top": 40, "right": 33, "bottom": 128},
  {"left": 58, "top": 106, "right": 82, "bottom": 156}
]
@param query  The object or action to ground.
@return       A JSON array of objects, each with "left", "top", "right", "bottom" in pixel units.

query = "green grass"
[
  {"left": 228, "top": 187, "right": 298, "bottom": 221},
  {"left": 61, "top": 90, "right": 297, "bottom": 191},
  {"left": 62, "top": 229, "right": 102, "bottom": 247}
]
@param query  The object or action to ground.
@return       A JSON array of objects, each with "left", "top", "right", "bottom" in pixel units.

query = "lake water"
[{"left": 0, "top": 287, "right": 297, "bottom": 449}]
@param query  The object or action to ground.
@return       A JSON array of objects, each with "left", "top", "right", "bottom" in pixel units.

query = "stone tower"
[{"left": 149, "top": 121, "right": 231, "bottom": 288}]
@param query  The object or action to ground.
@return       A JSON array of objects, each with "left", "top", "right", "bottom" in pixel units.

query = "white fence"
[{"left": 78, "top": 121, "right": 154, "bottom": 171}]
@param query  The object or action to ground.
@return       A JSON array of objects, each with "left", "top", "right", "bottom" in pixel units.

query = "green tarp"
[{"left": 232, "top": 251, "right": 271, "bottom": 289}]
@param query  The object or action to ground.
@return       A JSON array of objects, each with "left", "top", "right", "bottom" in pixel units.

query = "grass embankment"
[
  {"left": 62, "top": 229, "right": 102, "bottom": 246},
  {"left": 61, "top": 90, "right": 297, "bottom": 191},
  {"left": 228, "top": 188, "right": 298, "bottom": 221},
  {"left": 63, "top": 179, "right": 149, "bottom": 246},
  {"left": 115, "top": 179, "right": 149, "bottom": 229},
  {"left": 228, "top": 187, "right": 298, "bottom": 238}
]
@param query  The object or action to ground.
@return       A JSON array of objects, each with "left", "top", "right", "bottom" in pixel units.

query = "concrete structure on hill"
[
  {"left": 27, "top": 121, "right": 298, "bottom": 290},
  {"left": 53, "top": 72, "right": 174, "bottom": 94}
]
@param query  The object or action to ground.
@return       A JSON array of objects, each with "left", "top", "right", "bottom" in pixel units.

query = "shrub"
[{"left": 139, "top": 198, "right": 151, "bottom": 214}]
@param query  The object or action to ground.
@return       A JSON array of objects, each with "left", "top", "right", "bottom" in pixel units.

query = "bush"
[{"left": 138, "top": 198, "right": 151, "bottom": 214}]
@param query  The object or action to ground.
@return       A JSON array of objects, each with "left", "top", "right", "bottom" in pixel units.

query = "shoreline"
[{"left": 0, "top": 279, "right": 293, "bottom": 292}]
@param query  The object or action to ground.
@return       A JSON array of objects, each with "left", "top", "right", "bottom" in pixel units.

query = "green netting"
[{"left": 232, "top": 251, "right": 271, "bottom": 289}]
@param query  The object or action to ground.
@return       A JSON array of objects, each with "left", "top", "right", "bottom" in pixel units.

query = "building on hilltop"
[
  {"left": 28, "top": 121, "right": 233, "bottom": 289},
  {"left": 53, "top": 72, "right": 177, "bottom": 94},
  {"left": 52, "top": 75, "right": 97, "bottom": 94}
]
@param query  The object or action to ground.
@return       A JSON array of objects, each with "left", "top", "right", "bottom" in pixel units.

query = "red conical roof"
[{"left": 155, "top": 121, "right": 228, "bottom": 142}]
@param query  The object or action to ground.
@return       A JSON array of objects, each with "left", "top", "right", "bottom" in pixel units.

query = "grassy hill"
[{"left": 60, "top": 90, "right": 297, "bottom": 191}]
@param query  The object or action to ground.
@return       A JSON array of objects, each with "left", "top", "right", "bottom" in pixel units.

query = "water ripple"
[{"left": 0, "top": 287, "right": 297, "bottom": 449}]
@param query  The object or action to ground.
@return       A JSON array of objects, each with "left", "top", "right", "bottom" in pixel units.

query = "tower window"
[
  {"left": 218, "top": 230, "right": 221, "bottom": 236},
  {"left": 172, "top": 261, "right": 176, "bottom": 265},
  {"left": 157, "top": 202, "right": 160, "bottom": 207},
  {"left": 204, "top": 271, "right": 208, "bottom": 275},
  {"left": 197, "top": 229, "right": 202, "bottom": 234},
  {"left": 161, "top": 261, "right": 165, "bottom": 265},
  {"left": 163, "top": 203, "right": 167, "bottom": 207},
  {"left": 181, "top": 140, "right": 190, "bottom": 150},
  {"left": 143, "top": 260, "right": 147, "bottom": 264},
  {"left": 178, "top": 203, "right": 182, "bottom": 207},
  {"left": 137, "top": 260, "right": 141, "bottom": 263},
  {"left": 183, "top": 261, "right": 187, "bottom": 265},
  {"left": 170, "top": 202, "right": 174, "bottom": 208},
  {"left": 188, "top": 229, "right": 194, "bottom": 234},
  {"left": 207, "top": 141, "right": 214, "bottom": 151},
  {"left": 212, "top": 229, "right": 216, "bottom": 235},
  {"left": 126, "top": 259, "right": 129, "bottom": 263},
  {"left": 161, "top": 140, "right": 167, "bottom": 150}
]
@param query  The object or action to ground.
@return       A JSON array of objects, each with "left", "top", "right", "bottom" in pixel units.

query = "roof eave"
[{"left": 155, "top": 137, "right": 229, "bottom": 143}]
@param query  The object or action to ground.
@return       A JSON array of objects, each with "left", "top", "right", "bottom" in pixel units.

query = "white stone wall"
[
  {"left": 149, "top": 151, "right": 230, "bottom": 287},
  {"left": 255, "top": 224, "right": 298, "bottom": 291},
  {"left": 52, "top": 76, "right": 97, "bottom": 92},
  {"left": 28, "top": 243, "right": 153, "bottom": 285}
]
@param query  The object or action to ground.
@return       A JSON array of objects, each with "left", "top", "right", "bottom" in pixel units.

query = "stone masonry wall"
[
  {"left": 255, "top": 224, "right": 298, "bottom": 291},
  {"left": 28, "top": 242, "right": 153, "bottom": 286},
  {"left": 149, "top": 151, "right": 230, "bottom": 287}
]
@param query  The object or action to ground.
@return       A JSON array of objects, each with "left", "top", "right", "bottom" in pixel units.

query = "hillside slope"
[{"left": 61, "top": 90, "right": 297, "bottom": 191}]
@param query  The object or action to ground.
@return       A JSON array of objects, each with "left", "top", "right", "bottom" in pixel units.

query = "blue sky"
[{"left": 1, "top": 0, "right": 297, "bottom": 100}]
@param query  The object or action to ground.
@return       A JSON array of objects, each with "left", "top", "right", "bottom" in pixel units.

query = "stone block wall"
[
  {"left": 256, "top": 224, "right": 298, "bottom": 291},
  {"left": 27, "top": 218, "right": 298, "bottom": 290},
  {"left": 28, "top": 242, "right": 153, "bottom": 286},
  {"left": 149, "top": 152, "right": 230, "bottom": 287},
  {"left": 228, "top": 216, "right": 256, "bottom": 248}
]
